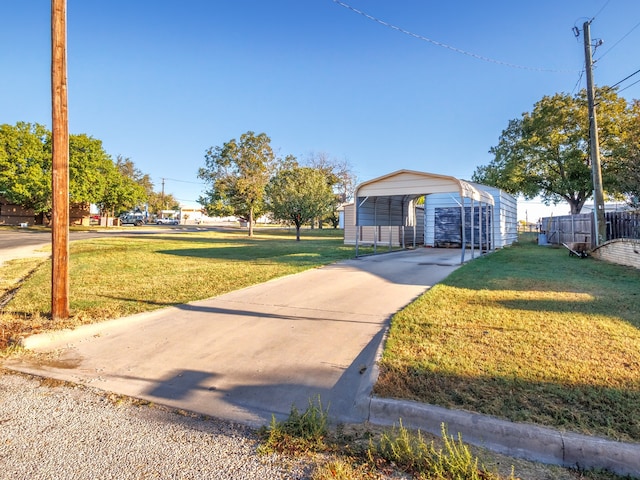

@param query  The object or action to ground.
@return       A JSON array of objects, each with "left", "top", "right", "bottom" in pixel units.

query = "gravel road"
[{"left": 0, "top": 371, "right": 313, "bottom": 480}]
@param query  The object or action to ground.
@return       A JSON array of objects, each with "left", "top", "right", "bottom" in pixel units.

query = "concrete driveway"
[{"left": 5, "top": 248, "right": 462, "bottom": 427}]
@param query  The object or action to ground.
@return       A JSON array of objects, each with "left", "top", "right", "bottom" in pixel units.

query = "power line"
[
  {"left": 591, "top": 0, "right": 612, "bottom": 21},
  {"left": 571, "top": 68, "right": 586, "bottom": 95},
  {"left": 595, "top": 18, "right": 640, "bottom": 62},
  {"left": 162, "top": 177, "right": 206, "bottom": 185},
  {"left": 610, "top": 67, "right": 640, "bottom": 90},
  {"left": 618, "top": 77, "right": 640, "bottom": 94},
  {"left": 332, "top": 0, "right": 576, "bottom": 73}
]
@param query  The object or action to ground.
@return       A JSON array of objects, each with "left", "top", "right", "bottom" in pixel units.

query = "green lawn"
[
  {"left": 0, "top": 228, "right": 362, "bottom": 348},
  {"left": 374, "top": 238, "right": 640, "bottom": 442}
]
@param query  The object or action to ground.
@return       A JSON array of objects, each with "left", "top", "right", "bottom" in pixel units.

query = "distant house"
[
  {"left": 0, "top": 196, "right": 34, "bottom": 226},
  {"left": 0, "top": 196, "right": 90, "bottom": 226}
]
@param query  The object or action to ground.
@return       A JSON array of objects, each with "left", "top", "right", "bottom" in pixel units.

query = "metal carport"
[{"left": 354, "top": 170, "right": 495, "bottom": 263}]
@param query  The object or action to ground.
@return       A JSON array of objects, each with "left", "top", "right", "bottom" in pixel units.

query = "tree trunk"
[
  {"left": 568, "top": 196, "right": 586, "bottom": 214},
  {"left": 295, "top": 215, "right": 301, "bottom": 241},
  {"left": 248, "top": 206, "right": 254, "bottom": 237}
]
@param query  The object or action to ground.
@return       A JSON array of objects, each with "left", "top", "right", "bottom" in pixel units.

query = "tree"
[
  {"left": 0, "top": 122, "right": 151, "bottom": 222},
  {"left": 0, "top": 122, "right": 52, "bottom": 213},
  {"left": 472, "top": 88, "right": 637, "bottom": 214},
  {"left": 147, "top": 190, "right": 179, "bottom": 214},
  {"left": 306, "top": 152, "right": 358, "bottom": 228},
  {"left": 616, "top": 100, "right": 640, "bottom": 209},
  {"left": 265, "top": 164, "right": 335, "bottom": 241},
  {"left": 116, "top": 155, "right": 154, "bottom": 196},
  {"left": 198, "top": 131, "right": 274, "bottom": 236},
  {"left": 94, "top": 162, "right": 147, "bottom": 219},
  {"left": 69, "top": 134, "right": 114, "bottom": 205}
]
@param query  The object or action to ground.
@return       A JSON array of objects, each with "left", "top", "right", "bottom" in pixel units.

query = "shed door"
[{"left": 434, "top": 207, "right": 491, "bottom": 248}]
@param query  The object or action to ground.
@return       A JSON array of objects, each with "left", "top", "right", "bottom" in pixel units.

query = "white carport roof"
[{"left": 353, "top": 170, "right": 496, "bottom": 262}]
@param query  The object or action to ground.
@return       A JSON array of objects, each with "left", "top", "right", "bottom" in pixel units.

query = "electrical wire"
[
  {"left": 571, "top": 68, "right": 586, "bottom": 95},
  {"left": 595, "top": 18, "right": 640, "bottom": 62},
  {"left": 618, "top": 77, "right": 640, "bottom": 94},
  {"left": 162, "top": 177, "right": 206, "bottom": 185},
  {"left": 591, "top": 0, "right": 612, "bottom": 21},
  {"left": 332, "top": 0, "right": 577, "bottom": 73},
  {"left": 609, "top": 67, "right": 640, "bottom": 90}
]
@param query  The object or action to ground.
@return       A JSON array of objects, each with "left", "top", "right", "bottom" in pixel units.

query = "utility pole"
[
  {"left": 583, "top": 20, "right": 607, "bottom": 246},
  {"left": 161, "top": 177, "right": 166, "bottom": 209},
  {"left": 51, "top": 0, "right": 69, "bottom": 319}
]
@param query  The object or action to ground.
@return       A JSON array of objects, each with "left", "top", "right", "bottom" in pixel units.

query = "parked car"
[
  {"left": 119, "top": 214, "right": 146, "bottom": 226},
  {"left": 156, "top": 217, "right": 178, "bottom": 225}
]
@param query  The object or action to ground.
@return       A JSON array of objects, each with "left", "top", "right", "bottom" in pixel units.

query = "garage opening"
[{"left": 347, "top": 170, "right": 497, "bottom": 264}]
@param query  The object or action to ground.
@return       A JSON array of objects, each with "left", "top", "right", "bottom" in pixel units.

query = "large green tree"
[
  {"left": 0, "top": 122, "right": 51, "bottom": 213},
  {"left": 198, "top": 131, "right": 274, "bottom": 236},
  {"left": 0, "top": 122, "right": 149, "bottom": 221},
  {"left": 265, "top": 163, "right": 335, "bottom": 241},
  {"left": 473, "top": 88, "right": 637, "bottom": 214},
  {"left": 69, "top": 134, "right": 115, "bottom": 205}
]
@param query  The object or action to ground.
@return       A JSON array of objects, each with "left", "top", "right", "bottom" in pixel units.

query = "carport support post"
[
  {"left": 479, "top": 201, "right": 483, "bottom": 255},
  {"left": 355, "top": 198, "right": 359, "bottom": 257},
  {"left": 373, "top": 198, "right": 377, "bottom": 254},
  {"left": 470, "top": 198, "right": 475, "bottom": 260},
  {"left": 460, "top": 194, "right": 466, "bottom": 264},
  {"left": 486, "top": 204, "right": 491, "bottom": 251},
  {"left": 388, "top": 201, "right": 392, "bottom": 251}
]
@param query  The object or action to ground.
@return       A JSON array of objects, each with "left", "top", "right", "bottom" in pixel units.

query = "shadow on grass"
[
  {"left": 156, "top": 246, "right": 343, "bottom": 265},
  {"left": 437, "top": 242, "right": 640, "bottom": 327}
]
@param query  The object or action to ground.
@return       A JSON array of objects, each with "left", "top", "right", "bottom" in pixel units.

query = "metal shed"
[
  {"left": 424, "top": 184, "right": 518, "bottom": 249},
  {"left": 352, "top": 170, "right": 496, "bottom": 263}
]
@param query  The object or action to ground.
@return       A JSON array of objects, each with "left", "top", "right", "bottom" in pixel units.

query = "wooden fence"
[
  {"left": 540, "top": 211, "right": 640, "bottom": 248},
  {"left": 606, "top": 212, "right": 640, "bottom": 241},
  {"left": 540, "top": 214, "right": 593, "bottom": 247}
]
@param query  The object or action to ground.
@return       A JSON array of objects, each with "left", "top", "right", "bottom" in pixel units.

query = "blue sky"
[{"left": 2, "top": 1, "right": 639, "bottom": 220}]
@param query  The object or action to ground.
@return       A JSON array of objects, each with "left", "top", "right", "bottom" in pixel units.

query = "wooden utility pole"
[
  {"left": 583, "top": 20, "right": 607, "bottom": 246},
  {"left": 51, "top": 0, "right": 69, "bottom": 319}
]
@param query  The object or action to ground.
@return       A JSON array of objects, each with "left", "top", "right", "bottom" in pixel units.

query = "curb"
[
  {"left": 368, "top": 397, "right": 640, "bottom": 477},
  {"left": 19, "top": 307, "right": 174, "bottom": 350}
]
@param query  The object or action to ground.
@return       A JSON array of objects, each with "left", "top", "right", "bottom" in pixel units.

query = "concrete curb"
[
  {"left": 368, "top": 397, "right": 640, "bottom": 477},
  {"left": 19, "top": 307, "right": 174, "bottom": 350}
]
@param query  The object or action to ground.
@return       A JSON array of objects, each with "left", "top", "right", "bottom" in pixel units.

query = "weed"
[
  {"left": 369, "top": 422, "right": 514, "bottom": 479},
  {"left": 258, "top": 396, "right": 329, "bottom": 455},
  {"left": 258, "top": 400, "right": 516, "bottom": 479},
  {"left": 311, "top": 458, "right": 382, "bottom": 479}
]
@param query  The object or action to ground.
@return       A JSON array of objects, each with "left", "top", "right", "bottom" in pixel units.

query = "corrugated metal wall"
[
  {"left": 424, "top": 188, "right": 517, "bottom": 248},
  {"left": 343, "top": 203, "right": 424, "bottom": 246}
]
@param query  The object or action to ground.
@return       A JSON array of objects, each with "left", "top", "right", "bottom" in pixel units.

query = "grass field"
[
  {"left": 0, "top": 227, "right": 361, "bottom": 348},
  {"left": 374, "top": 236, "right": 640, "bottom": 443}
]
